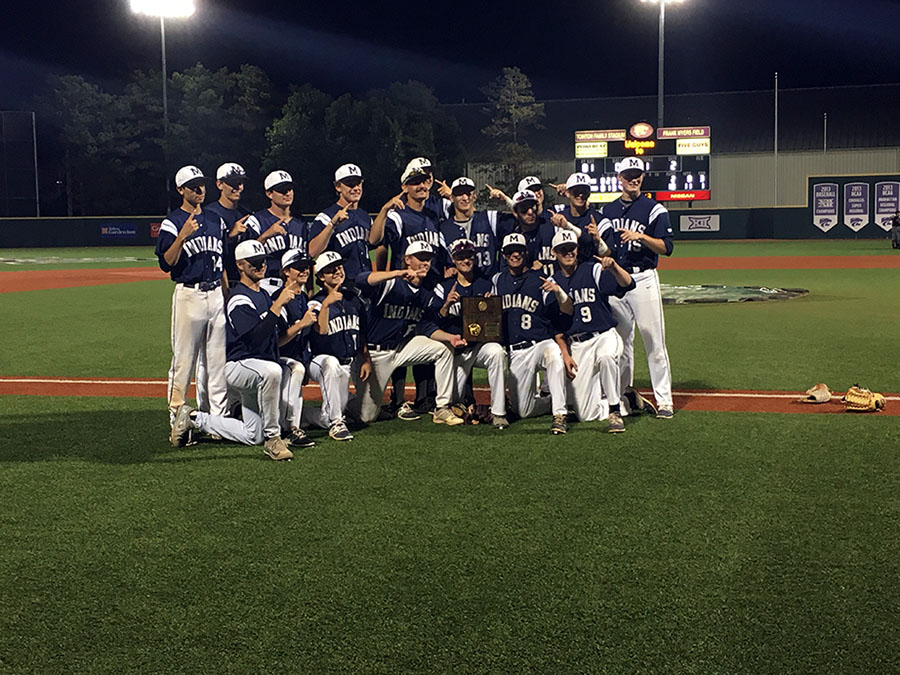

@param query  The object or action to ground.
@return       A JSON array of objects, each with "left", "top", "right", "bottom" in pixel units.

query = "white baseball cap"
[
  {"left": 175, "top": 165, "right": 205, "bottom": 188},
  {"left": 216, "top": 162, "right": 246, "bottom": 182},
  {"left": 517, "top": 176, "right": 542, "bottom": 193},
  {"left": 315, "top": 251, "right": 344, "bottom": 272},
  {"left": 234, "top": 239, "right": 266, "bottom": 261},
  {"left": 565, "top": 172, "right": 592, "bottom": 190},
  {"left": 451, "top": 177, "right": 476, "bottom": 194},
  {"left": 334, "top": 163, "right": 363, "bottom": 183},
  {"left": 281, "top": 248, "right": 312, "bottom": 270},
  {"left": 552, "top": 229, "right": 579, "bottom": 251},
  {"left": 617, "top": 157, "right": 646, "bottom": 174},
  {"left": 501, "top": 233, "right": 527, "bottom": 251},
  {"left": 405, "top": 241, "right": 434, "bottom": 257},
  {"left": 401, "top": 165, "right": 430, "bottom": 185},
  {"left": 512, "top": 189, "right": 538, "bottom": 211},
  {"left": 264, "top": 170, "right": 293, "bottom": 191},
  {"left": 406, "top": 157, "right": 432, "bottom": 173}
]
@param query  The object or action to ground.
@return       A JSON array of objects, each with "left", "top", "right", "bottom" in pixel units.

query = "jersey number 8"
[{"left": 520, "top": 313, "right": 532, "bottom": 330}]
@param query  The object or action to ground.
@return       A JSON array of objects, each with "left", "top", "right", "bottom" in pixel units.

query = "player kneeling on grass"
[
  {"left": 352, "top": 241, "right": 465, "bottom": 426},
  {"left": 170, "top": 240, "right": 311, "bottom": 461},
  {"left": 305, "top": 251, "right": 373, "bottom": 441},
  {"left": 492, "top": 233, "right": 574, "bottom": 435},
  {"left": 551, "top": 230, "right": 635, "bottom": 433},
  {"left": 428, "top": 238, "right": 509, "bottom": 429}
]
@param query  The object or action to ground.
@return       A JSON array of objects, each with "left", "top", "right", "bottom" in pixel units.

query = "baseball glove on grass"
[{"left": 842, "top": 385, "right": 886, "bottom": 413}]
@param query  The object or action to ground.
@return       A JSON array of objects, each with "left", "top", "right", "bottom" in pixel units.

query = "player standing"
[
  {"left": 246, "top": 170, "right": 310, "bottom": 278},
  {"left": 557, "top": 172, "right": 605, "bottom": 261},
  {"left": 598, "top": 157, "right": 675, "bottom": 419},
  {"left": 507, "top": 189, "right": 582, "bottom": 277},
  {"left": 438, "top": 177, "right": 504, "bottom": 277},
  {"left": 206, "top": 162, "right": 251, "bottom": 290},
  {"left": 551, "top": 230, "right": 635, "bottom": 433},
  {"left": 492, "top": 233, "right": 573, "bottom": 434},
  {"left": 155, "top": 165, "right": 228, "bottom": 426},
  {"left": 170, "top": 240, "right": 310, "bottom": 460}
]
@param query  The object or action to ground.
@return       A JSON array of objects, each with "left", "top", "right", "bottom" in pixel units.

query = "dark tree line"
[{"left": 36, "top": 64, "right": 544, "bottom": 216}]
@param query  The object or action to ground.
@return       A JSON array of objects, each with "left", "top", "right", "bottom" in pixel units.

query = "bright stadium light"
[{"left": 640, "top": 0, "right": 686, "bottom": 128}]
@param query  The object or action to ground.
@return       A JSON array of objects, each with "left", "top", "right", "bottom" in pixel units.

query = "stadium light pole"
[
  {"left": 130, "top": 0, "right": 196, "bottom": 134},
  {"left": 641, "top": 0, "right": 685, "bottom": 129}
]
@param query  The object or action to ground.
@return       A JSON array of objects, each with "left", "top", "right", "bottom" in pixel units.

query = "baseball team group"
[{"left": 159, "top": 155, "right": 675, "bottom": 461}]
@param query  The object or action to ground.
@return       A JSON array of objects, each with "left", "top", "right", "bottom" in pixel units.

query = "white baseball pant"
[
  {"left": 609, "top": 269, "right": 673, "bottom": 408},
  {"left": 354, "top": 336, "right": 455, "bottom": 423},
  {"left": 454, "top": 342, "right": 508, "bottom": 417},
  {"left": 566, "top": 329, "right": 623, "bottom": 422},
  {"left": 508, "top": 339, "right": 567, "bottom": 418},
  {"left": 167, "top": 284, "right": 227, "bottom": 422},
  {"left": 192, "top": 358, "right": 291, "bottom": 445},
  {"left": 302, "top": 354, "right": 352, "bottom": 429}
]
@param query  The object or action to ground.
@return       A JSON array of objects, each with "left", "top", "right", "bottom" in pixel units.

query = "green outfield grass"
[
  {"left": 0, "top": 246, "right": 158, "bottom": 270},
  {"left": 2, "top": 241, "right": 899, "bottom": 673}
]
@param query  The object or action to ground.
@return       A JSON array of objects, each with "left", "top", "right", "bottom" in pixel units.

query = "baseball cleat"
[
  {"left": 551, "top": 414, "right": 568, "bottom": 435},
  {"left": 624, "top": 387, "right": 657, "bottom": 416},
  {"left": 492, "top": 414, "right": 510, "bottom": 430},
  {"left": 433, "top": 406, "right": 465, "bottom": 426},
  {"left": 656, "top": 405, "right": 674, "bottom": 420},
  {"left": 328, "top": 420, "right": 354, "bottom": 441},
  {"left": 396, "top": 401, "right": 421, "bottom": 421},
  {"left": 287, "top": 427, "right": 316, "bottom": 448},
  {"left": 608, "top": 411, "right": 625, "bottom": 434},
  {"left": 264, "top": 437, "right": 294, "bottom": 461},
  {"left": 169, "top": 404, "right": 195, "bottom": 447}
]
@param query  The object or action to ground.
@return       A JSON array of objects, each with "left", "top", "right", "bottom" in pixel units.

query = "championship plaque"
[{"left": 461, "top": 296, "right": 502, "bottom": 343}]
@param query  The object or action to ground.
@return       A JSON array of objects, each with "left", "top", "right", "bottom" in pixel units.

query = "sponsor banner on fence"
[
  {"left": 150, "top": 222, "right": 161, "bottom": 238},
  {"left": 843, "top": 182, "right": 869, "bottom": 232},
  {"left": 874, "top": 182, "right": 899, "bottom": 231},
  {"left": 679, "top": 214, "right": 720, "bottom": 232},
  {"left": 100, "top": 223, "right": 137, "bottom": 239},
  {"left": 812, "top": 183, "right": 839, "bottom": 232}
]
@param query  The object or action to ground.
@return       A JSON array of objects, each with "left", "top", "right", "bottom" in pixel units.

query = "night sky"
[{"left": 2, "top": 0, "right": 899, "bottom": 108}]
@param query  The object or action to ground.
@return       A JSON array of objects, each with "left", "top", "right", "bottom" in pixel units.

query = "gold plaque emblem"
[
  {"left": 477, "top": 300, "right": 488, "bottom": 312},
  {"left": 468, "top": 323, "right": 482, "bottom": 337}
]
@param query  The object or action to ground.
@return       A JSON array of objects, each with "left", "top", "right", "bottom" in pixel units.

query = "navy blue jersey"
[
  {"left": 310, "top": 204, "right": 375, "bottom": 278},
  {"left": 225, "top": 283, "right": 279, "bottom": 362},
  {"left": 598, "top": 196, "right": 674, "bottom": 271},
  {"left": 205, "top": 200, "right": 252, "bottom": 285},
  {"left": 424, "top": 275, "right": 494, "bottom": 336},
  {"left": 423, "top": 193, "right": 451, "bottom": 223},
  {"left": 438, "top": 211, "right": 501, "bottom": 276},
  {"left": 559, "top": 205, "right": 602, "bottom": 262},
  {"left": 308, "top": 288, "right": 365, "bottom": 360},
  {"left": 246, "top": 209, "right": 311, "bottom": 277},
  {"left": 553, "top": 262, "right": 634, "bottom": 337},
  {"left": 515, "top": 214, "right": 558, "bottom": 277},
  {"left": 491, "top": 269, "right": 560, "bottom": 345},
  {"left": 357, "top": 272, "right": 434, "bottom": 347},
  {"left": 155, "top": 207, "right": 225, "bottom": 283},
  {"left": 384, "top": 206, "right": 443, "bottom": 271},
  {"left": 274, "top": 291, "right": 312, "bottom": 365}
]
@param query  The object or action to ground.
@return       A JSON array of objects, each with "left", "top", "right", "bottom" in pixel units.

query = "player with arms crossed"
[
  {"left": 551, "top": 230, "right": 635, "bottom": 433},
  {"left": 428, "top": 238, "right": 509, "bottom": 429},
  {"left": 155, "top": 165, "right": 227, "bottom": 427},
  {"left": 598, "top": 156, "right": 675, "bottom": 419},
  {"left": 353, "top": 242, "right": 465, "bottom": 426},
  {"left": 306, "top": 251, "right": 373, "bottom": 441},
  {"left": 170, "top": 240, "right": 310, "bottom": 461},
  {"left": 247, "top": 170, "right": 310, "bottom": 278},
  {"left": 492, "top": 233, "right": 574, "bottom": 435}
]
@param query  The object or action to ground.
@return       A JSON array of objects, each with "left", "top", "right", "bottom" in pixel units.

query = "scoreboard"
[{"left": 574, "top": 123, "right": 711, "bottom": 203}]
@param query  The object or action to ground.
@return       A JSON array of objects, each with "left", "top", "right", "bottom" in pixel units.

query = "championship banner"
[
  {"left": 843, "top": 182, "right": 869, "bottom": 232},
  {"left": 874, "top": 182, "right": 900, "bottom": 231},
  {"left": 812, "top": 183, "right": 839, "bottom": 232}
]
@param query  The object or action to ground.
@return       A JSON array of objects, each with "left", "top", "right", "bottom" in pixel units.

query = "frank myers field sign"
[
  {"left": 874, "top": 182, "right": 899, "bottom": 231},
  {"left": 812, "top": 183, "right": 839, "bottom": 232},
  {"left": 843, "top": 183, "right": 870, "bottom": 232}
]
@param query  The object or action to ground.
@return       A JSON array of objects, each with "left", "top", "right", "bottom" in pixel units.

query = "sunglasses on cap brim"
[
  {"left": 182, "top": 181, "right": 206, "bottom": 192},
  {"left": 451, "top": 249, "right": 476, "bottom": 259},
  {"left": 244, "top": 256, "right": 266, "bottom": 269},
  {"left": 268, "top": 183, "right": 294, "bottom": 194},
  {"left": 405, "top": 175, "right": 430, "bottom": 186},
  {"left": 619, "top": 169, "right": 643, "bottom": 181},
  {"left": 555, "top": 245, "right": 578, "bottom": 254},
  {"left": 338, "top": 177, "right": 363, "bottom": 187},
  {"left": 514, "top": 201, "right": 537, "bottom": 212},
  {"left": 220, "top": 177, "right": 244, "bottom": 188},
  {"left": 503, "top": 246, "right": 527, "bottom": 254}
]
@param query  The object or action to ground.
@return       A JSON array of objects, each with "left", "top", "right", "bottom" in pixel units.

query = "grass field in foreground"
[{"left": 2, "top": 395, "right": 900, "bottom": 673}]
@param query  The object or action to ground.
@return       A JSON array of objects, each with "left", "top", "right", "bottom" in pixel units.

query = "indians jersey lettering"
[
  {"left": 598, "top": 196, "right": 674, "bottom": 271},
  {"left": 155, "top": 208, "right": 225, "bottom": 283}
]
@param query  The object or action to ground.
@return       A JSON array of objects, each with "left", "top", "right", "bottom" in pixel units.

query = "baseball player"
[
  {"left": 518, "top": 176, "right": 555, "bottom": 220},
  {"left": 427, "top": 238, "right": 509, "bottom": 429},
  {"left": 305, "top": 250, "right": 372, "bottom": 441},
  {"left": 506, "top": 189, "right": 582, "bottom": 277},
  {"left": 246, "top": 170, "right": 310, "bottom": 278},
  {"left": 492, "top": 233, "right": 573, "bottom": 434},
  {"left": 597, "top": 156, "right": 675, "bottom": 419},
  {"left": 155, "top": 165, "right": 228, "bottom": 425},
  {"left": 438, "top": 177, "right": 504, "bottom": 277},
  {"left": 352, "top": 241, "right": 466, "bottom": 426},
  {"left": 205, "top": 162, "right": 252, "bottom": 290},
  {"left": 308, "top": 164, "right": 385, "bottom": 279},
  {"left": 557, "top": 172, "right": 607, "bottom": 262},
  {"left": 550, "top": 229, "right": 635, "bottom": 433},
  {"left": 170, "top": 240, "right": 313, "bottom": 460}
]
